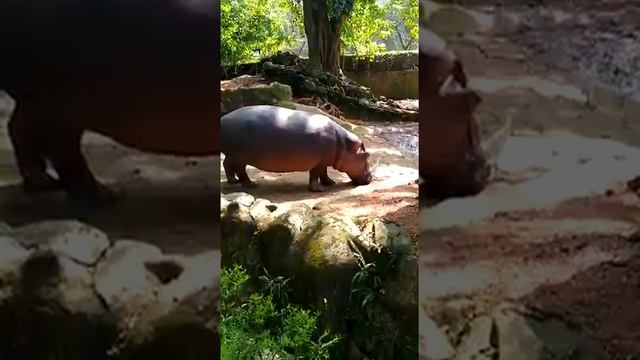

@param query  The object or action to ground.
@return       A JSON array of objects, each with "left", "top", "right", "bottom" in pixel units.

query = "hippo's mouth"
[
  {"left": 350, "top": 172, "right": 373, "bottom": 186},
  {"left": 423, "top": 155, "right": 492, "bottom": 199}
]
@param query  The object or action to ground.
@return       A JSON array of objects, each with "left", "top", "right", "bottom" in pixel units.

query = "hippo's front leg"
[
  {"left": 309, "top": 164, "right": 333, "bottom": 192},
  {"left": 8, "top": 101, "right": 62, "bottom": 192},
  {"left": 45, "top": 128, "right": 115, "bottom": 207},
  {"left": 222, "top": 156, "right": 241, "bottom": 184},
  {"left": 222, "top": 157, "right": 256, "bottom": 188}
]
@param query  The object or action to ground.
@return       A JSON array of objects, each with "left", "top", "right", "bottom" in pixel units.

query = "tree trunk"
[{"left": 302, "top": 0, "right": 344, "bottom": 75}]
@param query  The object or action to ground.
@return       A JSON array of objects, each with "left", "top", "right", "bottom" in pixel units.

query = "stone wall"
[
  {"left": 346, "top": 70, "right": 418, "bottom": 100},
  {"left": 0, "top": 220, "right": 220, "bottom": 360},
  {"left": 342, "top": 51, "right": 418, "bottom": 100},
  {"left": 221, "top": 51, "right": 419, "bottom": 100}
]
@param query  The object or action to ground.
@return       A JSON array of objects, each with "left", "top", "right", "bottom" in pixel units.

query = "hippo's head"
[
  {"left": 340, "top": 141, "right": 373, "bottom": 186},
  {"left": 419, "top": 27, "right": 491, "bottom": 199},
  {"left": 424, "top": 149, "right": 491, "bottom": 199}
]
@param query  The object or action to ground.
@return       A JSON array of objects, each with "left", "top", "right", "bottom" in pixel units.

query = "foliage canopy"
[
  {"left": 220, "top": 0, "right": 300, "bottom": 64},
  {"left": 221, "top": 0, "right": 418, "bottom": 65}
]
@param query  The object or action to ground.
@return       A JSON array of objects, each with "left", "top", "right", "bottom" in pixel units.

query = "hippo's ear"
[
  {"left": 347, "top": 140, "right": 362, "bottom": 153},
  {"left": 357, "top": 143, "right": 370, "bottom": 158}
]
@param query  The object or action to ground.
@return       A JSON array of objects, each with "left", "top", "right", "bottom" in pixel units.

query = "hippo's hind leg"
[
  {"left": 224, "top": 158, "right": 256, "bottom": 188},
  {"left": 45, "top": 128, "right": 115, "bottom": 207},
  {"left": 237, "top": 165, "right": 257, "bottom": 188},
  {"left": 222, "top": 156, "right": 241, "bottom": 184},
  {"left": 309, "top": 163, "right": 332, "bottom": 192},
  {"left": 8, "top": 101, "right": 62, "bottom": 192}
]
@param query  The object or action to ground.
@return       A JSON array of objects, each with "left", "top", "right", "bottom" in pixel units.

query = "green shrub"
[{"left": 221, "top": 265, "right": 340, "bottom": 360}]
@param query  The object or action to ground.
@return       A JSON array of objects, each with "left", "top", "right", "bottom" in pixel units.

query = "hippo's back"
[
  {"left": 221, "top": 105, "right": 338, "bottom": 158},
  {"left": 0, "top": 0, "right": 218, "bottom": 95},
  {"left": 0, "top": 0, "right": 221, "bottom": 155}
]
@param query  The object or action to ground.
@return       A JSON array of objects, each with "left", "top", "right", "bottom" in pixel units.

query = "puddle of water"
[
  {"left": 471, "top": 76, "right": 588, "bottom": 103},
  {"left": 367, "top": 120, "right": 418, "bottom": 156}
]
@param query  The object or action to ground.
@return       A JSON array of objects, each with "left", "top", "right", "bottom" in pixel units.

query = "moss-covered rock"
[
  {"left": 252, "top": 202, "right": 313, "bottom": 278},
  {"left": 358, "top": 219, "right": 414, "bottom": 257},
  {"left": 261, "top": 60, "right": 418, "bottom": 122},
  {"left": 220, "top": 193, "right": 419, "bottom": 358},
  {"left": 220, "top": 75, "right": 292, "bottom": 115},
  {"left": 220, "top": 193, "right": 258, "bottom": 269},
  {"left": 294, "top": 212, "right": 362, "bottom": 331}
]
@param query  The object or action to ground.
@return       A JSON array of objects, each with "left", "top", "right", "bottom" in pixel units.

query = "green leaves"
[
  {"left": 221, "top": 0, "right": 418, "bottom": 64},
  {"left": 221, "top": 0, "right": 301, "bottom": 65},
  {"left": 322, "top": 0, "right": 356, "bottom": 22},
  {"left": 387, "top": 0, "right": 419, "bottom": 49},
  {"left": 220, "top": 265, "right": 340, "bottom": 359},
  {"left": 342, "top": 0, "right": 392, "bottom": 57}
]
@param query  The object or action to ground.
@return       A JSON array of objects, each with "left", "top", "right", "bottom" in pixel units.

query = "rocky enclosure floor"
[
  {"left": 421, "top": 1, "right": 640, "bottom": 359},
  {"left": 0, "top": 95, "right": 220, "bottom": 255}
]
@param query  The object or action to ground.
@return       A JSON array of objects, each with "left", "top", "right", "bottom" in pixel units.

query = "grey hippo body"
[
  {"left": 0, "top": 0, "right": 219, "bottom": 207},
  {"left": 221, "top": 105, "right": 373, "bottom": 192}
]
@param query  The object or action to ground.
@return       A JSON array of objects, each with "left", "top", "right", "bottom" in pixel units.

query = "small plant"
[
  {"left": 350, "top": 245, "right": 397, "bottom": 321},
  {"left": 351, "top": 250, "right": 381, "bottom": 320},
  {"left": 221, "top": 264, "right": 251, "bottom": 313},
  {"left": 259, "top": 266, "right": 292, "bottom": 310},
  {"left": 347, "top": 242, "right": 401, "bottom": 356}
]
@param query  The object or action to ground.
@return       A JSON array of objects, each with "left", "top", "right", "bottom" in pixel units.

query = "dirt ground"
[
  {"left": 0, "top": 95, "right": 219, "bottom": 255},
  {"left": 421, "top": 1, "right": 640, "bottom": 357},
  {"left": 220, "top": 118, "right": 420, "bottom": 239}
]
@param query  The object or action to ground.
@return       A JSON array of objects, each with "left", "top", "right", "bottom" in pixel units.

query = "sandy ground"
[
  {"left": 0, "top": 95, "right": 219, "bottom": 255},
  {"left": 421, "top": 2, "right": 640, "bottom": 357},
  {"left": 220, "top": 118, "right": 420, "bottom": 238}
]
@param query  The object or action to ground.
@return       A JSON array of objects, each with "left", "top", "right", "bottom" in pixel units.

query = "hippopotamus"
[
  {"left": 221, "top": 105, "right": 373, "bottom": 192},
  {"left": 419, "top": 27, "right": 491, "bottom": 199},
  {"left": 0, "top": 0, "right": 219, "bottom": 206}
]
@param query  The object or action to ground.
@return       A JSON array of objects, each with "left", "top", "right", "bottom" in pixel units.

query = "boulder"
[
  {"left": 493, "top": 304, "right": 605, "bottom": 360},
  {"left": 220, "top": 192, "right": 258, "bottom": 268},
  {"left": 0, "top": 221, "right": 219, "bottom": 360},
  {"left": 220, "top": 75, "right": 292, "bottom": 115},
  {"left": 0, "top": 235, "right": 32, "bottom": 301},
  {"left": 456, "top": 315, "right": 496, "bottom": 360},
  {"left": 420, "top": 310, "right": 454, "bottom": 360},
  {"left": 12, "top": 220, "right": 110, "bottom": 265},
  {"left": 220, "top": 193, "right": 419, "bottom": 358}
]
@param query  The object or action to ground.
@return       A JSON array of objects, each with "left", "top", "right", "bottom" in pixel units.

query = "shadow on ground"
[{"left": 1, "top": 128, "right": 220, "bottom": 255}]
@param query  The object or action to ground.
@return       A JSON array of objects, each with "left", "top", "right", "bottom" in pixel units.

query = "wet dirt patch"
[
  {"left": 422, "top": 2, "right": 640, "bottom": 357},
  {"left": 513, "top": 17, "right": 640, "bottom": 101},
  {"left": 524, "top": 254, "right": 640, "bottom": 358}
]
